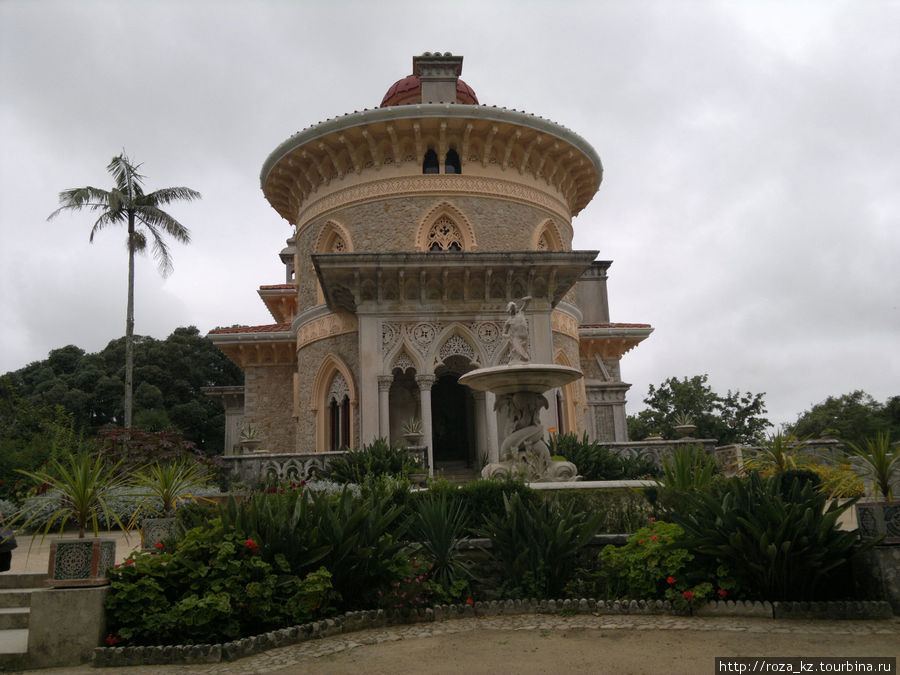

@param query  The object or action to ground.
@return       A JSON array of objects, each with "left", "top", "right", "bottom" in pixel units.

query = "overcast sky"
[{"left": 1, "top": 0, "right": 897, "bottom": 429}]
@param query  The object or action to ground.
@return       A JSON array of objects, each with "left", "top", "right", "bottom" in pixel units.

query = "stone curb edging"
[{"left": 91, "top": 598, "right": 894, "bottom": 667}]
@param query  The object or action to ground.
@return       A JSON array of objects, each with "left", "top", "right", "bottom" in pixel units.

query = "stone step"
[
  {"left": 0, "top": 608, "right": 28, "bottom": 630},
  {"left": 0, "top": 590, "right": 32, "bottom": 609},
  {"left": 0, "top": 574, "right": 46, "bottom": 590}
]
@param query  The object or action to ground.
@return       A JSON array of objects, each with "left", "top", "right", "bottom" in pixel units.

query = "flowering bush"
[{"left": 105, "top": 521, "right": 336, "bottom": 645}]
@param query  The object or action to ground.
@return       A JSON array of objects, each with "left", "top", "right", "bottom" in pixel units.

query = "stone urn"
[
  {"left": 674, "top": 424, "right": 697, "bottom": 438},
  {"left": 47, "top": 539, "right": 117, "bottom": 588}
]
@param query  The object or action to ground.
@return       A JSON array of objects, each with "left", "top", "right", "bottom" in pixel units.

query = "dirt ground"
[{"left": 42, "top": 615, "right": 900, "bottom": 675}]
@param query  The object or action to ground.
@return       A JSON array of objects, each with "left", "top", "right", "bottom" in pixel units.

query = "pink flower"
[
  {"left": 717, "top": 589, "right": 727, "bottom": 598},
  {"left": 667, "top": 576, "right": 675, "bottom": 584}
]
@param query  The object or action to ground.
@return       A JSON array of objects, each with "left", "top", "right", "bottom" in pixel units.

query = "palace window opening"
[
  {"left": 427, "top": 216, "right": 464, "bottom": 251},
  {"left": 327, "top": 373, "right": 351, "bottom": 450},
  {"left": 444, "top": 149, "right": 461, "bottom": 174},
  {"left": 423, "top": 149, "right": 439, "bottom": 174}
]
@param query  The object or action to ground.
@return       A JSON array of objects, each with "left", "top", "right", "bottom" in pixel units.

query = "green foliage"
[
  {"left": 327, "top": 438, "right": 414, "bottom": 483},
  {"left": 788, "top": 391, "right": 899, "bottom": 446},
  {"left": 1, "top": 327, "right": 242, "bottom": 452},
  {"left": 627, "top": 374, "right": 770, "bottom": 445},
  {"left": 542, "top": 489, "right": 654, "bottom": 534},
  {"left": 218, "top": 487, "right": 409, "bottom": 610},
  {"left": 131, "top": 459, "right": 213, "bottom": 517},
  {"left": 645, "top": 445, "right": 719, "bottom": 517},
  {"left": 844, "top": 432, "right": 899, "bottom": 500},
  {"left": 477, "top": 492, "right": 604, "bottom": 598},
  {"left": 411, "top": 477, "right": 539, "bottom": 534},
  {"left": 11, "top": 450, "right": 132, "bottom": 538},
  {"left": 596, "top": 521, "right": 694, "bottom": 599},
  {"left": 671, "top": 473, "right": 860, "bottom": 601},
  {"left": 105, "top": 522, "right": 335, "bottom": 645},
  {"left": 406, "top": 493, "right": 472, "bottom": 591},
  {"left": 553, "top": 433, "right": 659, "bottom": 480},
  {"left": 742, "top": 431, "right": 813, "bottom": 474}
]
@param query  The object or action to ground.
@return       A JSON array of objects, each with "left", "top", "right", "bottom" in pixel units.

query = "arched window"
[
  {"left": 327, "top": 372, "right": 351, "bottom": 450},
  {"left": 444, "top": 149, "right": 461, "bottom": 174},
  {"left": 423, "top": 149, "right": 439, "bottom": 174},
  {"left": 427, "top": 216, "right": 464, "bottom": 251}
]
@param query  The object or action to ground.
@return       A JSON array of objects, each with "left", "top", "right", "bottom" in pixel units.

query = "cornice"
[{"left": 262, "top": 105, "right": 602, "bottom": 224}]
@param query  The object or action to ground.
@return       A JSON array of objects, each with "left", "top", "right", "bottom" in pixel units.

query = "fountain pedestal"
[{"left": 459, "top": 364, "right": 583, "bottom": 482}]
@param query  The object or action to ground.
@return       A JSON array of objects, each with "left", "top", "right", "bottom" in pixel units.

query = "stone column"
[
  {"left": 416, "top": 374, "right": 436, "bottom": 476},
  {"left": 377, "top": 375, "right": 393, "bottom": 441},
  {"left": 357, "top": 314, "right": 381, "bottom": 445}
]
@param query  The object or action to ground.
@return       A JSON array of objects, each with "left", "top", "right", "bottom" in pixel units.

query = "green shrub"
[
  {"left": 406, "top": 492, "right": 472, "bottom": 592},
  {"left": 544, "top": 489, "right": 654, "bottom": 534},
  {"left": 105, "top": 522, "right": 335, "bottom": 645},
  {"left": 411, "top": 477, "right": 539, "bottom": 535},
  {"left": 218, "top": 486, "right": 409, "bottom": 610},
  {"left": 477, "top": 492, "right": 604, "bottom": 599},
  {"left": 671, "top": 473, "right": 859, "bottom": 601},
  {"left": 327, "top": 438, "right": 413, "bottom": 483},
  {"left": 644, "top": 445, "right": 719, "bottom": 517},
  {"left": 553, "top": 433, "right": 659, "bottom": 480}
]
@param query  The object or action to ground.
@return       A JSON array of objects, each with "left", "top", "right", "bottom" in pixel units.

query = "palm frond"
[{"left": 148, "top": 186, "right": 202, "bottom": 206}]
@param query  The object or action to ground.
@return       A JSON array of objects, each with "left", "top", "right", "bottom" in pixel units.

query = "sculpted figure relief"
[{"left": 503, "top": 296, "right": 531, "bottom": 364}]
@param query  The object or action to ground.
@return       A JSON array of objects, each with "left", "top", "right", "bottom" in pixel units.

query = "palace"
[{"left": 209, "top": 53, "right": 652, "bottom": 468}]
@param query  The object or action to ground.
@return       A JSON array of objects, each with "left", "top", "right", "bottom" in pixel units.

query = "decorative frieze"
[
  {"left": 551, "top": 309, "right": 578, "bottom": 339},
  {"left": 296, "top": 312, "right": 358, "bottom": 350}
]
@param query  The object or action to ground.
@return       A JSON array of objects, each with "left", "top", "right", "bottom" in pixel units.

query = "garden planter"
[
  {"left": 409, "top": 473, "right": 427, "bottom": 486},
  {"left": 855, "top": 501, "right": 900, "bottom": 544},
  {"left": 241, "top": 439, "right": 262, "bottom": 452},
  {"left": 47, "top": 538, "right": 116, "bottom": 587},
  {"left": 403, "top": 433, "right": 423, "bottom": 447},
  {"left": 141, "top": 517, "right": 178, "bottom": 551}
]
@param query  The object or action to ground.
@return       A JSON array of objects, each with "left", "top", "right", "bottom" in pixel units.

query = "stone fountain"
[{"left": 458, "top": 298, "right": 581, "bottom": 482}]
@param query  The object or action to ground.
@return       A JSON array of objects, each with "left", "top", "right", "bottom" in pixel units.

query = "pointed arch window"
[
  {"left": 444, "top": 149, "right": 461, "bottom": 174},
  {"left": 423, "top": 149, "right": 439, "bottom": 174},
  {"left": 427, "top": 216, "right": 464, "bottom": 251},
  {"left": 328, "top": 372, "right": 351, "bottom": 450}
]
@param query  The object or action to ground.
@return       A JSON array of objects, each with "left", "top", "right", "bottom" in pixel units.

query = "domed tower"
[{"left": 211, "top": 53, "right": 651, "bottom": 464}]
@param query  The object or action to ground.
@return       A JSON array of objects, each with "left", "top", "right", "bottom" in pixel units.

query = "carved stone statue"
[{"left": 503, "top": 296, "right": 531, "bottom": 364}]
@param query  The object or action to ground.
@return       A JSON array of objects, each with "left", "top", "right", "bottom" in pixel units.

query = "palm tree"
[{"left": 48, "top": 153, "right": 200, "bottom": 428}]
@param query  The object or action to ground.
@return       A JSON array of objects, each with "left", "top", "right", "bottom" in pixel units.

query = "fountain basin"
[{"left": 458, "top": 363, "right": 582, "bottom": 396}]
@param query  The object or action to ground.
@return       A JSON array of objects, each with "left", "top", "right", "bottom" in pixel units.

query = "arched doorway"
[{"left": 431, "top": 372, "right": 472, "bottom": 467}]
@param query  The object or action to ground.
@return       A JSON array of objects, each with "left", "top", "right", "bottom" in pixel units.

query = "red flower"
[
  {"left": 105, "top": 634, "right": 119, "bottom": 645},
  {"left": 466, "top": 598, "right": 474, "bottom": 606},
  {"left": 245, "top": 539, "right": 259, "bottom": 553},
  {"left": 648, "top": 517, "right": 655, "bottom": 522},
  {"left": 667, "top": 576, "right": 675, "bottom": 584},
  {"left": 125, "top": 559, "right": 135, "bottom": 566},
  {"left": 651, "top": 536, "right": 658, "bottom": 541},
  {"left": 683, "top": 591, "right": 694, "bottom": 600},
  {"left": 638, "top": 539, "right": 644, "bottom": 545},
  {"left": 717, "top": 589, "right": 727, "bottom": 598},
  {"left": 154, "top": 542, "right": 163, "bottom": 549}
]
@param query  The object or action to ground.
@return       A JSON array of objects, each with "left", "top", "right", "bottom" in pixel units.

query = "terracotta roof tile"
[{"left": 209, "top": 323, "right": 291, "bottom": 334}]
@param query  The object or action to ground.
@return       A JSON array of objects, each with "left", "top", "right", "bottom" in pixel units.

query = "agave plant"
[
  {"left": 407, "top": 493, "right": 472, "bottom": 590},
  {"left": 131, "top": 459, "right": 213, "bottom": 517},
  {"left": 14, "top": 451, "right": 132, "bottom": 538}
]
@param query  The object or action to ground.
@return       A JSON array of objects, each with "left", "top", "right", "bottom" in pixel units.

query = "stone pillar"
[
  {"left": 377, "top": 375, "right": 393, "bottom": 441},
  {"left": 27, "top": 586, "right": 109, "bottom": 668},
  {"left": 416, "top": 374, "right": 436, "bottom": 475},
  {"left": 358, "top": 314, "right": 381, "bottom": 445}
]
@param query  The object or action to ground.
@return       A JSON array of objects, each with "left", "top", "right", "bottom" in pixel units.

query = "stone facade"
[{"left": 209, "top": 53, "right": 652, "bottom": 460}]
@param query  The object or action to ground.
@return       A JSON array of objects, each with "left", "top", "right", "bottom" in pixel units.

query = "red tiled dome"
[{"left": 380, "top": 75, "right": 478, "bottom": 107}]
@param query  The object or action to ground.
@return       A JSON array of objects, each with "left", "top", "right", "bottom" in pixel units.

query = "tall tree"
[
  {"left": 627, "top": 374, "right": 770, "bottom": 445},
  {"left": 787, "top": 390, "right": 899, "bottom": 445},
  {"left": 48, "top": 154, "right": 200, "bottom": 428}
]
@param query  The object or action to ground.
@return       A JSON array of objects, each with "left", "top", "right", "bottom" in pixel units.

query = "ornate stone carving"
[
  {"left": 438, "top": 333, "right": 477, "bottom": 364},
  {"left": 551, "top": 310, "right": 579, "bottom": 339},
  {"left": 327, "top": 372, "right": 349, "bottom": 404},
  {"left": 298, "top": 175, "right": 570, "bottom": 231},
  {"left": 392, "top": 350, "right": 415, "bottom": 373},
  {"left": 427, "top": 216, "right": 464, "bottom": 251},
  {"left": 296, "top": 312, "right": 358, "bottom": 350}
]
